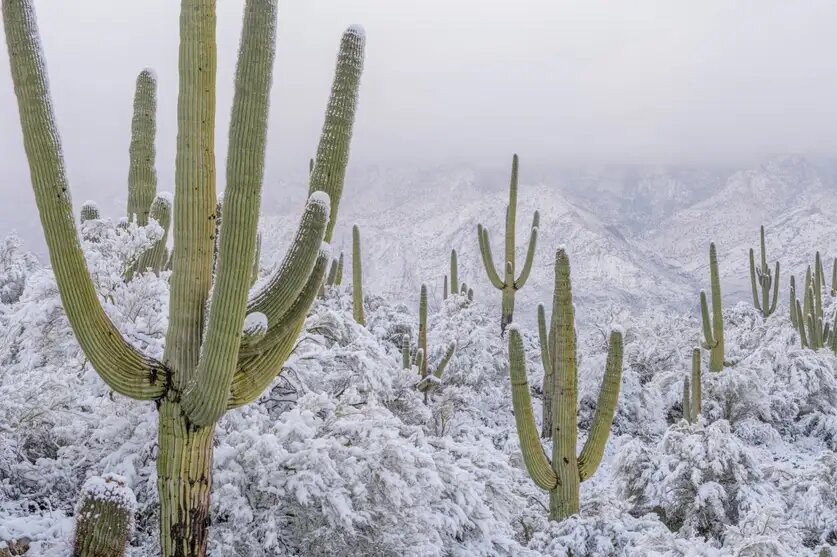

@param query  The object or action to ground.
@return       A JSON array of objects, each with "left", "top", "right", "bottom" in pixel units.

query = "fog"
[{"left": 2, "top": 1, "right": 837, "bottom": 249}]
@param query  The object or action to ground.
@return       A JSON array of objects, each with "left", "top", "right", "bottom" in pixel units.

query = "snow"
[
  {"left": 346, "top": 24, "right": 366, "bottom": 39},
  {"left": 243, "top": 311, "right": 268, "bottom": 334},
  {"left": 154, "top": 191, "right": 173, "bottom": 206},
  {"left": 2, "top": 155, "right": 837, "bottom": 556},
  {"left": 308, "top": 190, "right": 331, "bottom": 212}
]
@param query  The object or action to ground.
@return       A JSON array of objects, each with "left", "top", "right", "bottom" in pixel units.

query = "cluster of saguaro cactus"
[
  {"left": 792, "top": 252, "right": 837, "bottom": 350},
  {"left": 72, "top": 474, "right": 136, "bottom": 557},
  {"left": 326, "top": 252, "right": 344, "bottom": 287},
  {"left": 508, "top": 248, "right": 623, "bottom": 521},
  {"left": 2, "top": 0, "right": 365, "bottom": 554},
  {"left": 681, "top": 348, "right": 702, "bottom": 424},
  {"left": 403, "top": 284, "right": 456, "bottom": 393},
  {"left": 748, "top": 225, "right": 779, "bottom": 318},
  {"left": 700, "top": 243, "right": 726, "bottom": 372},
  {"left": 352, "top": 225, "right": 365, "bottom": 325},
  {"left": 477, "top": 154, "right": 539, "bottom": 335}
]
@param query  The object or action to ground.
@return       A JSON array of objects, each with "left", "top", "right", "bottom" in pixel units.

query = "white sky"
[{"left": 2, "top": 1, "right": 837, "bottom": 242}]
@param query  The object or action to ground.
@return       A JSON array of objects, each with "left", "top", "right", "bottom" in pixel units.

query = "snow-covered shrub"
[{"left": 0, "top": 233, "right": 39, "bottom": 304}]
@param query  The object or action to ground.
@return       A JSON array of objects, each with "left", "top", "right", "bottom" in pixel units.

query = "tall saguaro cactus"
[
  {"left": 414, "top": 283, "right": 456, "bottom": 393},
  {"left": 508, "top": 249, "right": 623, "bottom": 521},
  {"left": 477, "top": 154, "right": 539, "bottom": 335},
  {"left": 73, "top": 474, "right": 136, "bottom": 557},
  {"left": 792, "top": 255, "right": 837, "bottom": 351},
  {"left": 126, "top": 69, "right": 157, "bottom": 226},
  {"left": 748, "top": 225, "right": 779, "bottom": 318},
  {"left": 2, "top": 1, "right": 365, "bottom": 555},
  {"left": 700, "top": 242, "right": 725, "bottom": 372},
  {"left": 352, "top": 224, "right": 365, "bottom": 325}
]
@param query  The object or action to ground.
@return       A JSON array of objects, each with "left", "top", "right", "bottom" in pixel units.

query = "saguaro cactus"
[
  {"left": 748, "top": 225, "right": 779, "bottom": 318},
  {"left": 793, "top": 255, "right": 837, "bottom": 351},
  {"left": 126, "top": 192, "right": 172, "bottom": 280},
  {"left": 126, "top": 69, "right": 157, "bottom": 226},
  {"left": 536, "top": 303, "right": 552, "bottom": 438},
  {"left": 700, "top": 242, "right": 725, "bottom": 372},
  {"left": 507, "top": 248, "right": 623, "bottom": 521},
  {"left": 790, "top": 275, "right": 798, "bottom": 327},
  {"left": 2, "top": 1, "right": 365, "bottom": 555},
  {"left": 73, "top": 474, "right": 136, "bottom": 557},
  {"left": 477, "top": 154, "right": 539, "bottom": 335},
  {"left": 450, "top": 249, "right": 459, "bottom": 295},
  {"left": 682, "top": 348, "right": 701, "bottom": 423},
  {"left": 414, "top": 283, "right": 456, "bottom": 393},
  {"left": 325, "top": 251, "right": 344, "bottom": 287},
  {"left": 352, "top": 224, "right": 365, "bottom": 325}
]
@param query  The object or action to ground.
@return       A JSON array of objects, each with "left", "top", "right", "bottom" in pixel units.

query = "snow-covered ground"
[{"left": 2, "top": 156, "right": 837, "bottom": 555}]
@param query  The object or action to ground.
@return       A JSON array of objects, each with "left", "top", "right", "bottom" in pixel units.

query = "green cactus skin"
[
  {"left": 831, "top": 258, "right": 837, "bottom": 296},
  {"left": 352, "top": 224, "right": 365, "bottom": 325},
  {"left": 334, "top": 252, "right": 344, "bottom": 285},
  {"left": 682, "top": 376, "right": 691, "bottom": 425},
  {"left": 251, "top": 230, "right": 261, "bottom": 287},
  {"left": 308, "top": 26, "right": 365, "bottom": 243},
  {"left": 401, "top": 334, "right": 411, "bottom": 369},
  {"left": 467, "top": 287, "right": 474, "bottom": 301},
  {"left": 126, "top": 69, "right": 157, "bottom": 226},
  {"left": 748, "top": 225, "right": 779, "bottom": 318},
  {"left": 450, "top": 249, "right": 459, "bottom": 295},
  {"left": 414, "top": 283, "right": 456, "bottom": 393},
  {"left": 507, "top": 249, "right": 623, "bottom": 521},
  {"left": 126, "top": 193, "right": 172, "bottom": 280},
  {"left": 79, "top": 201, "right": 100, "bottom": 224},
  {"left": 326, "top": 258, "right": 338, "bottom": 286},
  {"left": 790, "top": 275, "right": 798, "bottom": 327},
  {"left": 700, "top": 242, "right": 725, "bottom": 372},
  {"left": 443, "top": 274, "right": 448, "bottom": 300},
  {"left": 72, "top": 474, "right": 136, "bottom": 557},
  {"left": 2, "top": 0, "right": 363, "bottom": 554},
  {"left": 477, "top": 154, "right": 539, "bottom": 335}
]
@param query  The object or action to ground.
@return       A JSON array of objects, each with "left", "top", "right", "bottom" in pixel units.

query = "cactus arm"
[
  {"left": 504, "top": 155, "right": 519, "bottom": 276},
  {"left": 162, "top": 0, "right": 219, "bottom": 394},
  {"left": 432, "top": 341, "right": 456, "bottom": 379},
  {"left": 251, "top": 230, "right": 262, "bottom": 287},
  {"left": 815, "top": 252, "right": 824, "bottom": 318},
  {"left": 768, "top": 261, "right": 780, "bottom": 315},
  {"left": 577, "top": 329, "right": 623, "bottom": 481},
  {"left": 797, "top": 299, "right": 809, "bottom": 348},
  {"left": 2, "top": 0, "right": 165, "bottom": 400},
  {"left": 245, "top": 194, "right": 328, "bottom": 327},
  {"left": 352, "top": 224, "right": 365, "bottom": 325},
  {"left": 690, "top": 347, "right": 702, "bottom": 421},
  {"left": 326, "top": 258, "right": 338, "bottom": 286},
  {"left": 182, "top": 0, "right": 277, "bottom": 426},
  {"left": 308, "top": 26, "right": 365, "bottom": 242},
  {"left": 126, "top": 69, "right": 158, "bottom": 225},
  {"left": 749, "top": 248, "right": 762, "bottom": 312},
  {"left": 682, "top": 376, "right": 691, "bottom": 424},
  {"left": 699, "top": 290, "right": 716, "bottom": 349},
  {"left": 708, "top": 242, "right": 724, "bottom": 369},
  {"left": 514, "top": 212, "right": 539, "bottom": 289},
  {"left": 790, "top": 276, "right": 798, "bottom": 327},
  {"left": 477, "top": 224, "right": 506, "bottom": 289},
  {"left": 803, "top": 267, "right": 813, "bottom": 320},
  {"left": 228, "top": 250, "right": 329, "bottom": 408},
  {"left": 414, "top": 348, "right": 425, "bottom": 374},
  {"left": 508, "top": 326, "right": 558, "bottom": 491},
  {"left": 537, "top": 303, "right": 553, "bottom": 439}
]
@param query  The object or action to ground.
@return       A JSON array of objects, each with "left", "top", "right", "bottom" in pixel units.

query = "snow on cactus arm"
[
  {"left": 73, "top": 474, "right": 136, "bottom": 557},
  {"left": 1, "top": 0, "right": 166, "bottom": 401}
]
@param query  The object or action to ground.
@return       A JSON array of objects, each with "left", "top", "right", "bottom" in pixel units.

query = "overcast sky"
[{"left": 2, "top": 1, "right": 837, "bottom": 245}]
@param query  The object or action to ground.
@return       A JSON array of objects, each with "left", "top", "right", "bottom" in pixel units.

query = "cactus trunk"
[
  {"left": 157, "top": 401, "right": 214, "bottom": 557},
  {"left": 352, "top": 224, "right": 365, "bottom": 325},
  {"left": 700, "top": 242, "right": 725, "bottom": 372}
]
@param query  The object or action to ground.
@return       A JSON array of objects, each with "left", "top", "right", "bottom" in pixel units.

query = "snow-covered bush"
[{"left": 0, "top": 233, "right": 39, "bottom": 304}]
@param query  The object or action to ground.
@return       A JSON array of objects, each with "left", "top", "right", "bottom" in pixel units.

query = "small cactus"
[
  {"left": 414, "top": 284, "right": 456, "bottom": 393},
  {"left": 73, "top": 474, "right": 136, "bottom": 557},
  {"left": 508, "top": 248, "right": 623, "bottom": 521},
  {"left": 748, "top": 225, "right": 779, "bottom": 318},
  {"left": 700, "top": 242, "right": 725, "bottom": 372},
  {"left": 477, "top": 154, "right": 539, "bottom": 335},
  {"left": 682, "top": 348, "right": 701, "bottom": 423},
  {"left": 352, "top": 225, "right": 364, "bottom": 325},
  {"left": 126, "top": 192, "right": 172, "bottom": 280},
  {"left": 450, "top": 249, "right": 459, "bottom": 295},
  {"left": 80, "top": 201, "right": 101, "bottom": 224},
  {"left": 443, "top": 274, "right": 448, "bottom": 300}
]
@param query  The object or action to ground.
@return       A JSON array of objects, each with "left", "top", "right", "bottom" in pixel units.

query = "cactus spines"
[
  {"left": 508, "top": 249, "right": 623, "bottom": 521},
  {"left": 700, "top": 242, "right": 725, "bottom": 372},
  {"left": 2, "top": 0, "right": 364, "bottom": 554},
  {"left": 73, "top": 474, "right": 136, "bottom": 557},
  {"left": 477, "top": 154, "right": 539, "bottom": 335},
  {"left": 352, "top": 224, "right": 365, "bottom": 325},
  {"left": 126, "top": 69, "right": 157, "bottom": 226},
  {"left": 748, "top": 225, "right": 779, "bottom": 318},
  {"left": 308, "top": 26, "right": 365, "bottom": 243},
  {"left": 450, "top": 249, "right": 459, "bottom": 295},
  {"left": 80, "top": 201, "right": 100, "bottom": 224}
]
